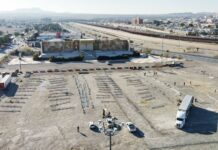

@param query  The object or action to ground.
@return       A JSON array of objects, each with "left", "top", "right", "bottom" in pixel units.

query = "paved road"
[
  {"left": 72, "top": 23, "right": 218, "bottom": 58},
  {"left": 1, "top": 59, "right": 160, "bottom": 73},
  {"left": 152, "top": 49, "right": 218, "bottom": 64}
]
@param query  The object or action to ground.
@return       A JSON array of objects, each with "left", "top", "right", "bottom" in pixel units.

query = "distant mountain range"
[{"left": 0, "top": 8, "right": 216, "bottom": 20}]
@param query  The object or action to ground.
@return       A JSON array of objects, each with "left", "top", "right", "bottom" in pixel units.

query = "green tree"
[
  {"left": 14, "top": 32, "right": 20, "bottom": 37},
  {"left": 0, "top": 35, "right": 10, "bottom": 45},
  {"left": 180, "top": 23, "right": 185, "bottom": 27},
  {"left": 189, "top": 23, "right": 194, "bottom": 28}
]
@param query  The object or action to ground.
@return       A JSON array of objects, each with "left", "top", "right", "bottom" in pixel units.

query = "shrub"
[
  {"left": 0, "top": 55, "right": 10, "bottom": 65},
  {"left": 97, "top": 56, "right": 110, "bottom": 60},
  {"left": 97, "top": 55, "right": 129, "bottom": 60},
  {"left": 20, "top": 47, "right": 35, "bottom": 56},
  {"left": 178, "top": 55, "right": 183, "bottom": 59},
  {"left": 33, "top": 53, "right": 40, "bottom": 61},
  {"left": 144, "top": 48, "right": 152, "bottom": 54},
  {"left": 132, "top": 51, "right": 140, "bottom": 57},
  {"left": 214, "top": 55, "right": 218, "bottom": 59},
  {"left": 49, "top": 56, "right": 84, "bottom": 62},
  {"left": 164, "top": 53, "right": 170, "bottom": 58},
  {"left": 9, "top": 49, "right": 19, "bottom": 56}
]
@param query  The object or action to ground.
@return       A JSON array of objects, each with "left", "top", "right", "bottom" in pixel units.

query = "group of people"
[
  {"left": 144, "top": 71, "right": 158, "bottom": 76},
  {"left": 103, "top": 109, "right": 111, "bottom": 118},
  {"left": 76, "top": 109, "right": 113, "bottom": 133}
]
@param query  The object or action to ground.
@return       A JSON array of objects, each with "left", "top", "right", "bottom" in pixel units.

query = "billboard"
[{"left": 42, "top": 40, "right": 79, "bottom": 53}]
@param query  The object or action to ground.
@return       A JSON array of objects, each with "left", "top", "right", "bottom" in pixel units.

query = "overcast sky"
[{"left": 0, "top": 0, "right": 218, "bottom": 14}]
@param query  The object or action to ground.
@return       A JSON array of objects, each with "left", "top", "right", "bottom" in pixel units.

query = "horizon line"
[{"left": 0, "top": 7, "right": 217, "bottom": 16}]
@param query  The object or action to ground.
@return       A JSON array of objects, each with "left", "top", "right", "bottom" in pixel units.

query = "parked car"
[
  {"left": 89, "top": 122, "right": 97, "bottom": 129},
  {"left": 126, "top": 122, "right": 137, "bottom": 132},
  {"left": 106, "top": 61, "right": 112, "bottom": 66},
  {"left": 24, "top": 72, "right": 32, "bottom": 78}
]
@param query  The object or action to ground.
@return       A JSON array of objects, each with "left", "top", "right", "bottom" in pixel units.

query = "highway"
[
  {"left": 69, "top": 23, "right": 218, "bottom": 58},
  {"left": 151, "top": 49, "right": 218, "bottom": 64}
]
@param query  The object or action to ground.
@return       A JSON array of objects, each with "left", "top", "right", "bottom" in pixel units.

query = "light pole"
[
  {"left": 177, "top": 33, "right": 181, "bottom": 49},
  {"left": 161, "top": 34, "right": 165, "bottom": 57},
  {"left": 109, "top": 131, "right": 112, "bottom": 150},
  {"left": 105, "top": 128, "right": 114, "bottom": 150},
  {"left": 19, "top": 52, "right": 22, "bottom": 73},
  {"left": 179, "top": 35, "right": 181, "bottom": 49},
  {"left": 104, "top": 125, "right": 117, "bottom": 150}
]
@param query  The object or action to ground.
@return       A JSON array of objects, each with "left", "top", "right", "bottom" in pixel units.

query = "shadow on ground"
[
  {"left": 131, "top": 128, "right": 144, "bottom": 138},
  {"left": 182, "top": 106, "right": 218, "bottom": 134},
  {"left": 3, "top": 83, "right": 19, "bottom": 97},
  {"left": 90, "top": 127, "right": 101, "bottom": 133},
  {"left": 80, "top": 132, "right": 87, "bottom": 137},
  {"left": 0, "top": 83, "right": 19, "bottom": 98}
]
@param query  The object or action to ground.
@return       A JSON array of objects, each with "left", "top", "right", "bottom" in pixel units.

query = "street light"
[
  {"left": 105, "top": 128, "right": 115, "bottom": 150},
  {"left": 177, "top": 33, "right": 181, "bottom": 49},
  {"left": 103, "top": 117, "right": 122, "bottom": 150},
  {"left": 161, "top": 34, "right": 165, "bottom": 57},
  {"left": 19, "top": 52, "right": 22, "bottom": 73},
  {"left": 179, "top": 35, "right": 181, "bottom": 49}
]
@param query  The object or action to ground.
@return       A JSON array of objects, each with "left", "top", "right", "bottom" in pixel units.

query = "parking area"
[{"left": 0, "top": 60, "right": 218, "bottom": 150}]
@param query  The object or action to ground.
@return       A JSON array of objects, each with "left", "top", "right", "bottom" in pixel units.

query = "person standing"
[{"left": 103, "top": 109, "right": 105, "bottom": 118}]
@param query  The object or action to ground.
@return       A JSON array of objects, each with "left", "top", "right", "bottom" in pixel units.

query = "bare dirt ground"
[
  {"left": 0, "top": 60, "right": 218, "bottom": 150},
  {"left": 0, "top": 26, "right": 23, "bottom": 34}
]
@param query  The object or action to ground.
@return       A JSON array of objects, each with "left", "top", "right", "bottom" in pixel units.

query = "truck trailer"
[
  {"left": 0, "top": 75, "right": 12, "bottom": 90},
  {"left": 176, "top": 95, "right": 194, "bottom": 129}
]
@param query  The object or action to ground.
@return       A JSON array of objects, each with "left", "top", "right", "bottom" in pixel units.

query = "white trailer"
[
  {"left": 176, "top": 95, "right": 194, "bottom": 129},
  {"left": 0, "top": 75, "right": 12, "bottom": 90}
]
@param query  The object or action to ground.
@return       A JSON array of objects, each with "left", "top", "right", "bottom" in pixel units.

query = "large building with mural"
[{"left": 40, "top": 39, "right": 131, "bottom": 59}]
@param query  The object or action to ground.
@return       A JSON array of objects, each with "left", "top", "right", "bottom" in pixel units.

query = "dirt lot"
[
  {"left": 0, "top": 60, "right": 218, "bottom": 150},
  {"left": 0, "top": 26, "right": 23, "bottom": 34}
]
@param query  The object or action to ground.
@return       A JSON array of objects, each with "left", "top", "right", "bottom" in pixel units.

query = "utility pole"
[
  {"left": 162, "top": 34, "right": 164, "bottom": 56},
  {"left": 109, "top": 131, "right": 112, "bottom": 150},
  {"left": 19, "top": 52, "right": 22, "bottom": 73},
  {"left": 178, "top": 33, "right": 181, "bottom": 49},
  {"left": 105, "top": 128, "right": 114, "bottom": 150}
]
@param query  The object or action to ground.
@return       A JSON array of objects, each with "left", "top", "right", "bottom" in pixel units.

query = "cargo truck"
[
  {"left": 176, "top": 95, "right": 194, "bottom": 129},
  {"left": 0, "top": 75, "right": 12, "bottom": 90}
]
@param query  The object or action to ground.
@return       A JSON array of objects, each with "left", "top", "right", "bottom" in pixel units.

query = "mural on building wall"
[
  {"left": 73, "top": 40, "right": 80, "bottom": 50},
  {"left": 42, "top": 40, "right": 80, "bottom": 53},
  {"left": 42, "top": 41, "right": 64, "bottom": 53},
  {"left": 93, "top": 39, "right": 129, "bottom": 51},
  {"left": 42, "top": 39, "right": 129, "bottom": 53}
]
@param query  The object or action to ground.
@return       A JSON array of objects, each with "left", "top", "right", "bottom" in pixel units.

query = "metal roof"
[{"left": 179, "top": 95, "right": 193, "bottom": 111}]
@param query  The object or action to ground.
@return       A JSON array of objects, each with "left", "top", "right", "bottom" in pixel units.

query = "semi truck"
[
  {"left": 176, "top": 95, "right": 194, "bottom": 129},
  {"left": 0, "top": 74, "right": 12, "bottom": 90}
]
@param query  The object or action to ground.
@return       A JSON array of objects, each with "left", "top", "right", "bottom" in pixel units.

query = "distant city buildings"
[
  {"left": 88, "top": 13, "right": 218, "bottom": 38},
  {"left": 131, "top": 17, "right": 143, "bottom": 25},
  {"left": 41, "top": 18, "right": 52, "bottom": 24},
  {"left": 114, "top": 14, "right": 218, "bottom": 38}
]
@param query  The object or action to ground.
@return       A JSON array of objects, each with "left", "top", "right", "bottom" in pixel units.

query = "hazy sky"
[{"left": 0, "top": 0, "right": 218, "bottom": 14}]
